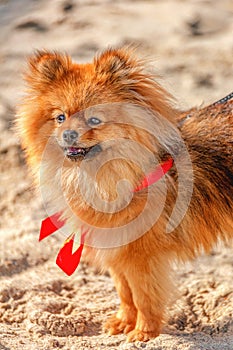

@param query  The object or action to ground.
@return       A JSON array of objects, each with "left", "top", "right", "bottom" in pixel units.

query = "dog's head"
[{"left": 17, "top": 48, "right": 177, "bottom": 167}]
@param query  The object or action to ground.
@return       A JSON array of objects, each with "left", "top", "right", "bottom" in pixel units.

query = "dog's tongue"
[
  {"left": 68, "top": 147, "right": 84, "bottom": 155},
  {"left": 69, "top": 147, "right": 77, "bottom": 152}
]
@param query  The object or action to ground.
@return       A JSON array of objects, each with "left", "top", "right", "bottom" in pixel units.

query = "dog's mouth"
[{"left": 64, "top": 144, "right": 102, "bottom": 161}]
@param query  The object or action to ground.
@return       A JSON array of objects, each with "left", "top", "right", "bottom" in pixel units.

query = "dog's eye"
[
  {"left": 87, "top": 117, "right": 101, "bottom": 126},
  {"left": 56, "top": 114, "right": 66, "bottom": 123}
]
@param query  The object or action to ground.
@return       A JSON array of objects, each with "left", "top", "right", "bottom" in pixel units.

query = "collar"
[
  {"left": 39, "top": 157, "right": 173, "bottom": 275},
  {"left": 133, "top": 158, "right": 173, "bottom": 192}
]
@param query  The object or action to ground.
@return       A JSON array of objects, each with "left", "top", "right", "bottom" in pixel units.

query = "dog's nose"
[{"left": 62, "top": 129, "right": 79, "bottom": 145}]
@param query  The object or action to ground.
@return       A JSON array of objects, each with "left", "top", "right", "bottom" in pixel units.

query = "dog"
[{"left": 16, "top": 48, "right": 233, "bottom": 342}]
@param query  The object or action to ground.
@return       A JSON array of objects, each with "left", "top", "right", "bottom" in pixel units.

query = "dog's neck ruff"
[{"left": 39, "top": 157, "right": 173, "bottom": 275}]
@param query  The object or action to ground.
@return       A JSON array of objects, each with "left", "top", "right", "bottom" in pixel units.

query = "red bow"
[{"left": 39, "top": 213, "right": 86, "bottom": 276}]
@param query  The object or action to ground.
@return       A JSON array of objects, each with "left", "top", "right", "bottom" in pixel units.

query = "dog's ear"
[
  {"left": 94, "top": 48, "right": 176, "bottom": 122},
  {"left": 25, "top": 51, "right": 72, "bottom": 89},
  {"left": 94, "top": 48, "right": 140, "bottom": 78}
]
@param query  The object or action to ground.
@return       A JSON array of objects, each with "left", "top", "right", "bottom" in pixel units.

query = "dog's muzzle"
[{"left": 61, "top": 129, "right": 102, "bottom": 161}]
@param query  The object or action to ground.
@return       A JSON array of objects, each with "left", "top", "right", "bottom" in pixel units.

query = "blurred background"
[{"left": 0, "top": 1, "right": 232, "bottom": 349}]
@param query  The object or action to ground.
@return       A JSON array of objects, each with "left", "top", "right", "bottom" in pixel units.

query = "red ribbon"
[
  {"left": 39, "top": 212, "right": 66, "bottom": 241},
  {"left": 133, "top": 158, "right": 173, "bottom": 192},
  {"left": 39, "top": 158, "right": 173, "bottom": 275},
  {"left": 56, "top": 230, "right": 88, "bottom": 276},
  {"left": 39, "top": 212, "right": 86, "bottom": 275}
]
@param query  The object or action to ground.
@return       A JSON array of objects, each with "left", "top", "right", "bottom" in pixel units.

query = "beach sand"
[{"left": 0, "top": 0, "right": 232, "bottom": 349}]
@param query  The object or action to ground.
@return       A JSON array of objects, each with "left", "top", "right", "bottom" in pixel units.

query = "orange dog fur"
[{"left": 16, "top": 48, "right": 233, "bottom": 342}]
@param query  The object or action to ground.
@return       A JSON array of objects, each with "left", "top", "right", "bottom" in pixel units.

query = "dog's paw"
[
  {"left": 103, "top": 314, "right": 135, "bottom": 335},
  {"left": 127, "top": 329, "right": 159, "bottom": 342}
]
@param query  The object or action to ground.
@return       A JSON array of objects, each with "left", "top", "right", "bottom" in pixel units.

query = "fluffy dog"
[{"left": 16, "top": 48, "right": 233, "bottom": 342}]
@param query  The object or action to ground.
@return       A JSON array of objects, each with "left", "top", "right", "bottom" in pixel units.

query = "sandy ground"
[{"left": 0, "top": 0, "right": 233, "bottom": 349}]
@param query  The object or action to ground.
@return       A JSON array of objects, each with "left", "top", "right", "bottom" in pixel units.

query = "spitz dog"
[{"left": 16, "top": 48, "right": 233, "bottom": 342}]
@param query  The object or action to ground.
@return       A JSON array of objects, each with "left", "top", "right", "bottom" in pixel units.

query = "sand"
[{"left": 0, "top": 0, "right": 232, "bottom": 349}]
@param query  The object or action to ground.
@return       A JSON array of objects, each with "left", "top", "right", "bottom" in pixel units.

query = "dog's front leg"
[
  {"left": 125, "top": 256, "right": 171, "bottom": 342},
  {"left": 104, "top": 268, "right": 137, "bottom": 335}
]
